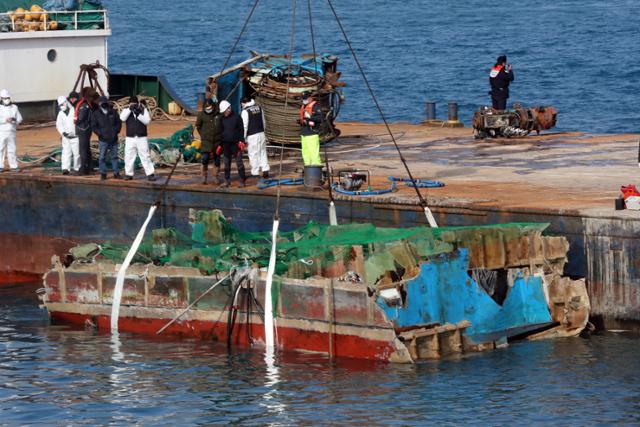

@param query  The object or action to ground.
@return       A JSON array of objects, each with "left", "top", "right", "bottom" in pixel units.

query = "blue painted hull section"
[{"left": 377, "top": 249, "right": 552, "bottom": 343}]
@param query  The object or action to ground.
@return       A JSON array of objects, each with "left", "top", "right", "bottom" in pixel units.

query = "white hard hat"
[
  {"left": 0, "top": 89, "right": 10, "bottom": 98},
  {"left": 57, "top": 95, "right": 67, "bottom": 106},
  {"left": 219, "top": 100, "right": 231, "bottom": 113}
]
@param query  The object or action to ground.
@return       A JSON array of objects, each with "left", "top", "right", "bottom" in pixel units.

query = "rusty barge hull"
[{"left": 0, "top": 168, "right": 636, "bottom": 328}]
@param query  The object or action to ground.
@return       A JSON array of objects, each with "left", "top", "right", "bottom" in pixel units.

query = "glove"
[
  {"left": 308, "top": 121, "right": 315, "bottom": 127},
  {"left": 238, "top": 141, "right": 246, "bottom": 151},
  {"left": 215, "top": 145, "right": 222, "bottom": 156},
  {"left": 62, "top": 132, "right": 69, "bottom": 138}
]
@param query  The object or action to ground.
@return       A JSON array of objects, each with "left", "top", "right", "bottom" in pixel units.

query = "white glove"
[{"left": 304, "top": 111, "right": 311, "bottom": 119}]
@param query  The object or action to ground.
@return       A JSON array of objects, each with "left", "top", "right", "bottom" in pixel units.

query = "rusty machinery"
[
  {"left": 72, "top": 61, "right": 110, "bottom": 97},
  {"left": 472, "top": 104, "right": 557, "bottom": 139}
]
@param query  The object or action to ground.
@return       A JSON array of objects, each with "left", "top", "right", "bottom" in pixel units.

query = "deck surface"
[{"left": 12, "top": 119, "right": 640, "bottom": 219}]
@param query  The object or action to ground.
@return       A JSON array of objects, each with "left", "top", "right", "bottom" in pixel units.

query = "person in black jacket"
[
  {"left": 218, "top": 100, "right": 246, "bottom": 188},
  {"left": 75, "top": 87, "right": 96, "bottom": 175},
  {"left": 489, "top": 55, "right": 514, "bottom": 110},
  {"left": 91, "top": 96, "right": 122, "bottom": 180}
]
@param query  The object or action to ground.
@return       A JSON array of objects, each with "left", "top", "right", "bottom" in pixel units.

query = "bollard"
[
  {"left": 425, "top": 101, "right": 436, "bottom": 121},
  {"left": 448, "top": 102, "right": 459, "bottom": 122}
]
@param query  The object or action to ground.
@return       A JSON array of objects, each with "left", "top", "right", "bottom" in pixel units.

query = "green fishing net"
[{"left": 97, "top": 209, "right": 549, "bottom": 284}]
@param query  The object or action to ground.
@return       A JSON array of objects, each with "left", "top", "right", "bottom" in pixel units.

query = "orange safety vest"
[{"left": 299, "top": 100, "right": 317, "bottom": 124}]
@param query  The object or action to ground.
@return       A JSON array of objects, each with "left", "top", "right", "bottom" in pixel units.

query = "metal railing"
[{"left": 0, "top": 9, "right": 108, "bottom": 33}]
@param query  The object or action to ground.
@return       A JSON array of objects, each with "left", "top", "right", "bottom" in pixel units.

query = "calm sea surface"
[
  {"left": 104, "top": 0, "right": 640, "bottom": 134},
  {"left": 1, "top": 282, "right": 640, "bottom": 425}
]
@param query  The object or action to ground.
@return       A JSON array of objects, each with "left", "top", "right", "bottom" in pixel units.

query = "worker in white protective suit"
[
  {"left": 55, "top": 95, "right": 80, "bottom": 175},
  {"left": 240, "top": 96, "right": 270, "bottom": 179},
  {"left": 0, "top": 89, "right": 23, "bottom": 172},
  {"left": 119, "top": 96, "right": 156, "bottom": 181}
]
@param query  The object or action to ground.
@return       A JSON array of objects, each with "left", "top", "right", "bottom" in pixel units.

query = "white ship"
[{"left": 0, "top": 1, "right": 109, "bottom": 120}]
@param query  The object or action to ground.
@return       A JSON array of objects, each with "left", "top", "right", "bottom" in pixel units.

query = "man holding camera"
[
  {"left": 120, "top": 96, "right": 156, "bottom": 182},
  {"left": 489, "top": 55, "right": 514, "bottom": 110}
]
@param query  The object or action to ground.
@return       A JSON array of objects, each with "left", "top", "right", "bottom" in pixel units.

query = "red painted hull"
[{"left": 49, "top": 310, "right": 400, "bottom": 362}]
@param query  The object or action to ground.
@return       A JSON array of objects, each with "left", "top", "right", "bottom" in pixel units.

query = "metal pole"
[
  {"left": 448, "top": 102, "right": 459, "bottom": 122},
  {"left": 156, "top": 274, "right": 230, "bottom": 335},
  {"left": 425, "top": 101, "right": 436, "bottom": 121}
]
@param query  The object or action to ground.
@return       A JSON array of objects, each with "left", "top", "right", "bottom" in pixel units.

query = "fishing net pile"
[
  {"left": 93, "top": 209, "right": 550, "bottom": 285},
  {"left": 20, "top": 124, "right": 198, "bottom": 169}
]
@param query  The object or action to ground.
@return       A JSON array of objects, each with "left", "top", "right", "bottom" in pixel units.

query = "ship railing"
[{"left": 0, "top": 9, "right": 108, "bottom": 33}]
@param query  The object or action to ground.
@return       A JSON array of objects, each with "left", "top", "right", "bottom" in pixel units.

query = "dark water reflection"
[{"left": 1, "top": 283, "right": 639, "bottom": 425}]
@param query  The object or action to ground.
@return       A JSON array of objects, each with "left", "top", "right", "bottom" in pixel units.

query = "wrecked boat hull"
[{"left": 41, "top": 221, "right": 589, "bottom": 363}]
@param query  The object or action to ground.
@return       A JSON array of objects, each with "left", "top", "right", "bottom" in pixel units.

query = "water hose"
[
  {"left": 388, "top": 176, "right": 445, "bottom": 188},
  {"left": 257, "top": 177, "right": 305, "bottom": 189}
]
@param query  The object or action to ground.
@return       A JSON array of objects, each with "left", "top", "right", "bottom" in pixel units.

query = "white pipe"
[
  {"left": 424, "top": 206, "right": 438, "bottom": 228},
  {"left": 110, "top": 205, "right": 157, "bottom": 332},
  {"left": 329, "top": 201, "right": 338, "bottom": 226},
  {"left": 264, "top": 219, "right": 280, "bottom": 348}
]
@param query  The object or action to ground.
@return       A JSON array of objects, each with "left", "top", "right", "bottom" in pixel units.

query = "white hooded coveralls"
[
  {"left": 56, "top": 103, "right": 80, "bottom": 172},
  {"left": 0, "top": 103, "right": 23, "bottom": 170},
  {"left": 119, "top": 107, "right": 155, "bottom": 177},
  {"left": 241, "top": 100, "right": 270, "bottom": 176}
]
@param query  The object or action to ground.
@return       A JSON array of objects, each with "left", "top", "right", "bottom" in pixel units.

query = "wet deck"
[{"left": 14, "top": 119, "right": 640, "bottom": 218}]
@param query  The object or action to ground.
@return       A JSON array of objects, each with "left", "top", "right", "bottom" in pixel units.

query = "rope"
[
  {"left": 216, "top": 0, "right": 262, "bottom": 79},
  {"left": 274, "top": 0, "right": 298, "bottom": 221},
  {"left": 325, "top": 0, "right": 438, "bottom": 227},
  {"left": 307, "top": 0, "right": 319, "bottom": 75}
]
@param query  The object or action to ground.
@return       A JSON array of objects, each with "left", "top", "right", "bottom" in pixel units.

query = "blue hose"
[
  {"left": 388, "top": 176, "right": 445, "bottom": 188},
  {"left": 332, "top": 180, "right": 397, "bottom": 196},
  {"left": 257, "top": 178, "right": 305, "bottom": 189}
]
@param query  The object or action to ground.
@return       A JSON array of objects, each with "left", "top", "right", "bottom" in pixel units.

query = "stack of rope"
[{"left": 111, "top": 96, "right": 186, "bottom": 121}]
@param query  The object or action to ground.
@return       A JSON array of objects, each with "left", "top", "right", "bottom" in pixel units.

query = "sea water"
[
  {"left": 1, "top": 282, "right": 640, "bottom": 425},
  {"left": 105, "top": 0, "right": 640, "bottom": 134}
]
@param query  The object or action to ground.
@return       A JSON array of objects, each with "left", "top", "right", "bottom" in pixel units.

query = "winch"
[{"left": 472, "top": 104, "right": 557, "bottom": 139}]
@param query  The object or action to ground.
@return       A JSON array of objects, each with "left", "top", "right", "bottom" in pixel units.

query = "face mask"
[
  {"left": 60, "top": 105, "right": 69, "bottom": 112},
  {"left": 205, "top": 107, "right": 213, "bottom": 113},
  {"left": 1, "top": 98, "right": 10, "bottom": 106}
]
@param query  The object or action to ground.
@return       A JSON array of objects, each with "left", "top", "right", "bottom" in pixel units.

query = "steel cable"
[{"left": 325, "top": 0, "right": 437, "bottom": 226}]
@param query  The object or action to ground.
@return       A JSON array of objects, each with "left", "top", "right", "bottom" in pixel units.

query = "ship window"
[{"left": 47, "top": 49, "right": 57, "bottom": 62}]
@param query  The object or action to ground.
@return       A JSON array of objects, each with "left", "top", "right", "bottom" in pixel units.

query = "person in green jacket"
[{"left": 195, "top": 98, "right": 223, "bottom": 184}]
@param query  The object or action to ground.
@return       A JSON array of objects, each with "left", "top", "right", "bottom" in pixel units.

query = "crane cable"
[
  {"left": 264, "top": 0, "right": 299, "bottom": 351},
  {"left": 325, "top": 0, "right": 438, "bottom": 228},
  {"left": 307, "top": 0, "right": 337, "bottom": 225}
]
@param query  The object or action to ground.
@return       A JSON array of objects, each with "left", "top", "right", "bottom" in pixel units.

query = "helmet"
[
  {"left": 219, "top": 100, "right": 231, "bottom": 113},
  {"left": 0, "top": 89, "right": 10, "bottom": 98},
  {"left": 497, "top": 55, "right": 507, "bottom": 64},
  {"left": 57, "top": 95, "right": 67, "bottom": 106},
  {"left": 129, "top": 95, "right": 139, "bottom": 104}
]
